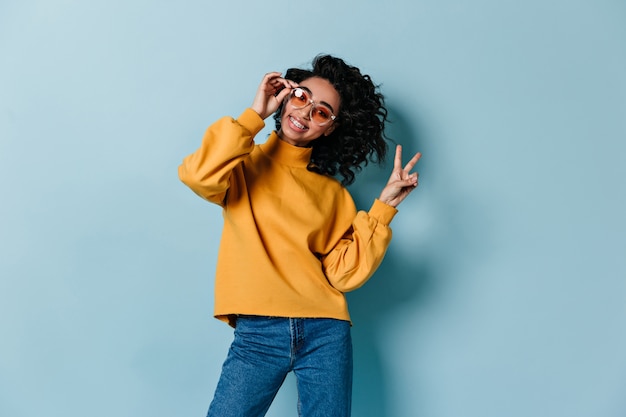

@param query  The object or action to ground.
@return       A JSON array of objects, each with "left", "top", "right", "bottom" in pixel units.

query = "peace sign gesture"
[{"left": 378, "top": 145, "right": 422, "bottom": 208}]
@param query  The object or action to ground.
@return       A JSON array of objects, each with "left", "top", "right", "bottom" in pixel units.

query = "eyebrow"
[{"left": 299, "top": 86, "right": 336, "bottom": 114}]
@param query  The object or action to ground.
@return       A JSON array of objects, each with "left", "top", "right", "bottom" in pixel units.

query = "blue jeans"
[{"left": 207, "top": 316, "right": 353, "bottom": 417}]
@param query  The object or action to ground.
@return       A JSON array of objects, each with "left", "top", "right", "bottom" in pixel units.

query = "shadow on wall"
[{"left": 347, "top": 104, "right": 434, "bottom": 417}]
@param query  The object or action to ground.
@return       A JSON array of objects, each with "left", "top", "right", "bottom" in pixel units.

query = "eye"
[
  {"left": 315, "top": 106, "right": 331, "bottom": 120},
  {"left": 293, "top": 88, "right": 309, "bottom": 104}
]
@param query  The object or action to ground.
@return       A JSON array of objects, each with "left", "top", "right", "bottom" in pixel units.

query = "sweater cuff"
[
  {"left": 369, "top": 199, "right": 398, "bottom": 225},
  {"left": 237, "top": 108, "right": 266, "bottom": 135}
]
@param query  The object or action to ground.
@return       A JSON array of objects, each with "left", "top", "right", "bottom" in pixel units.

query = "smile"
[{"left": 289, "top": 116, "right": 308, "bottom": 131}]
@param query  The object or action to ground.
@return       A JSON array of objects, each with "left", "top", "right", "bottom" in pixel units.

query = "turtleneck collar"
[{"left": 259, "top": 131, "right": 313, "bottom": 168}]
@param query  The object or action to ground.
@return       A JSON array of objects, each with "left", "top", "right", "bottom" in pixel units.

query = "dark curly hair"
[{"left": 273, "top": 55, "right": 388, "bottom": 186}]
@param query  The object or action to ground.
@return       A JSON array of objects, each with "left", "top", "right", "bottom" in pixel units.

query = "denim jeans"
[{"left": 207, "top": 316, "right": 353, "bottom": 417}]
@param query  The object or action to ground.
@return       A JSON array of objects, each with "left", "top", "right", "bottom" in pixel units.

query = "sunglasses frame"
[{"left": 287, "top": 87, "right": 337, "bottom": 127}]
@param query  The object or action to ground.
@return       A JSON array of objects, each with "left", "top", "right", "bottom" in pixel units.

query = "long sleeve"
[
  {"left": 321, "top": 198, "right": 398, "bottom": 292},
  {"left": 180, "top": 118, "right": 398, "bottom": 325},
  {"left": 178, "top": 108, "right": 264, "bottom": 206}
]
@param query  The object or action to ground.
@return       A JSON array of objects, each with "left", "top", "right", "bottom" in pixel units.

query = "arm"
[
  {"left": 178, "top": 109, "right": 262, "bottom": 205},
  {"left": 178, "top": 72, "right": 297, "bottom": 205},
  {"left": 322, "top": 145, "right": 422, "bottom": 291},
  {"left": 322, "top": 199, "right": 397, "bottom": 292}
]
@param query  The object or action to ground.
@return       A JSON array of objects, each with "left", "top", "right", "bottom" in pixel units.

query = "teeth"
[{"left": 290, "top": 116, "right": 306, "bottom": 130}]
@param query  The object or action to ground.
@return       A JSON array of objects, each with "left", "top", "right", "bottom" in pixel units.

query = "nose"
[{"left": 297, "top": 104, "right": 312, "bottom": 120}]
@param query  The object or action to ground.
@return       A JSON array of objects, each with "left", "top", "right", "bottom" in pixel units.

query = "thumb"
[{"left": 274, "top": 87, "right": 292, "bottom": 104}]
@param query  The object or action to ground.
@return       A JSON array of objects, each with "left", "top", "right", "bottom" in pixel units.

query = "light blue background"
[{"left": 1, "top": 1, "right": 625, "bottom": 416}]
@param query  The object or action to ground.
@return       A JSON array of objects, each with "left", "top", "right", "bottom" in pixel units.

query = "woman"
[{"left": 179, "top": 54, "right": 421, "bottom": 417}]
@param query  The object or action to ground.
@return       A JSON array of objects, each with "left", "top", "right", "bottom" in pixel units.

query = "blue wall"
[{"left": 1, "top": 1, "right": 625, "bottom": 416}]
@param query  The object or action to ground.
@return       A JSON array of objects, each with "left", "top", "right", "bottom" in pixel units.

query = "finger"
[
  {"left": 388, "top": 173, "right": 418, "bottom": 188},
  {"left": 398, "top": 174, "right": 418, "bottom": 186},
  {"left": 275, "top": 77, "right": 294, "bottom": 90},
  {"left": 263, "top": 71, "right": 282, "bottom": 81},
  {"left": 269, "top": 77, "right": 287, "bottom": 87},
  {"left": 268, "top": 78, "right": 295, "bottom": 98},
  {"left": 284, "top": 79, "right": 299, "bottom": 89},
  {"left": 403, "top": 151, "right": 422, "bottom": 172},
  {"left": 275, "top": 78, "right": 291, "bottom": 91},
  {"left": 263, "top": 72, "right": 284, "bottom": 90},
  {"left": 274, "top": 86, "right": 292, "bottom": 103},
  {"left": 394, "top": 145, "right": 403, "bottom": 170}
]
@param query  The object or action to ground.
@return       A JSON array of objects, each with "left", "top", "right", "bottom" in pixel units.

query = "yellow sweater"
[{"left": 179, "top": 108, "right": 398, "bottom": 327}]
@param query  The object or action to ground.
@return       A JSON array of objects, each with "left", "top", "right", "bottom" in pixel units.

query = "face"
[{"left": 277, "top": 76, "right": 340, "bottom": 147}]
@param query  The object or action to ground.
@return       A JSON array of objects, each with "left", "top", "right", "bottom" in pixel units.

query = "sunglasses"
[{"left": 287, "top": 87, "right": 337, "bottom": 126}]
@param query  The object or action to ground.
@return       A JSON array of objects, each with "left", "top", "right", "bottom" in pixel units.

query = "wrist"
[
  {"left": 377, "top": 193, "right": 395, "bottom": 208},
  {"left": 371, "top": 199, "right": 399, "bottom": 224}
]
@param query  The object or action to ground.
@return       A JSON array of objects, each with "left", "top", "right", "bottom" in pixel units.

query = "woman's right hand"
[{"left": 251, "top": 72, "right": 297, "bottom": 119}]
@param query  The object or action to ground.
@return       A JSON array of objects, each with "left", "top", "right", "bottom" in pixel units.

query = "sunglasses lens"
[
  {"left": 289, "top": 88, "right": 309, "bottom": 108},
  {"left": 287, "top": 87, "right": 334, "bottom": 126},
  {"left": 311, "top": 105, "right": 332, "bottom": 125}
]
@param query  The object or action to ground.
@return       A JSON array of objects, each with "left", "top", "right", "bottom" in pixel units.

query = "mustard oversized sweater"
[{"left": 179, "top": 108, "right": 398, "bottom": 327}]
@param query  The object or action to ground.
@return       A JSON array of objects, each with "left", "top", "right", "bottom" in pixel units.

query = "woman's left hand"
[{"left": 378, "top": 145, "right": 422, "bottom": 208}]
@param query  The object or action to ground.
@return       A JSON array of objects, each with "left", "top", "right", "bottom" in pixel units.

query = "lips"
[{"left": 288, "top": 115, "right": 308, "bottom": 132}]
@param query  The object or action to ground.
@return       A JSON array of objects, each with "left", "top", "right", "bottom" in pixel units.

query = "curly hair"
[{"left": 273, "top": 55, "right": 388, "bottom": 186}]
